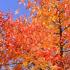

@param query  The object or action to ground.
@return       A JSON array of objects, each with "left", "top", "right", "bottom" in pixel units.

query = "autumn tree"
[{"left": 0, "top": 0, "right": 70, "bottom": 70}]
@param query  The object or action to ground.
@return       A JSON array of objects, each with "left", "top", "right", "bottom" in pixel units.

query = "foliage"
[{"left": 0, "top": 0, "right": 70, "bottom": 70}]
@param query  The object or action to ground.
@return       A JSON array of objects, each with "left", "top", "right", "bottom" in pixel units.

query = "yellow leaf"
[{"left": 23, "top": 61, "right": 28, "bottom": 67}]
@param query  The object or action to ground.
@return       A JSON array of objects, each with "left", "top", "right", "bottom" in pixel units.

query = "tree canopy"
[{"left": 0, "top": 0, "right": 70, "bottom": 70}]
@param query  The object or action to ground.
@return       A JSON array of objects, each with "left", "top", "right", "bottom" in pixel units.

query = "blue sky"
[{"left": 0, "top": 0, "right": 30, "bottom": 20}]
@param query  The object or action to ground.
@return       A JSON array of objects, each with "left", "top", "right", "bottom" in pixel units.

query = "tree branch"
[
  {"left": 0, "top": 62, "right": 23, "bottom": 66},
  {"left": 63, "top": 49, "right": 70, "bottom": 52}
]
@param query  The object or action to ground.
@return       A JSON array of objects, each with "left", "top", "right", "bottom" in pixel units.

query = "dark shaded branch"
[
  {"left": 64, "top": 25, "right": 70, "bottom": 31},
  {"left": 63, "top": 49, "right": 70, "bottom": 52},
  {"left": 58, "top": 10, "right": 64, "bottom": 57}
]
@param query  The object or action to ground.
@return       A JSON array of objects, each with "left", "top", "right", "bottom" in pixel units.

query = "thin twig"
[{"left": 0, "top": 62, "right": 23, "bottom": 66}]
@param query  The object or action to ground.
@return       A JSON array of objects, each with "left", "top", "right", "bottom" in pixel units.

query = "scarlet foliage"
[{"left": 0, "top": 0, "right": 70, "bottom": 70}]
